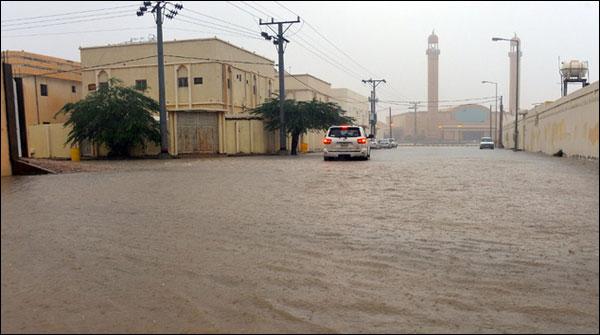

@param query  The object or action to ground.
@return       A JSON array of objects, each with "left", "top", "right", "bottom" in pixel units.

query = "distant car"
[
  {"left": 388, "top": 138, "right": 398, "bottom": 148},
  {"left": 369, "top": 138, "right": 380, "bottom": 149},
  {"left": 323, "top": 126, "right": 371, "bottom": 160},
  {"left": 378, "top": 138, "right": 391, "bottom": 149},
  {"left": 480, "top": 137, "right": 494, "bottom": 149}
]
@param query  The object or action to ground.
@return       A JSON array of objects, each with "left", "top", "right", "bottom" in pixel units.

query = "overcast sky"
[{"left": 1, "top": 1, "right": 598, "bottom": 117}]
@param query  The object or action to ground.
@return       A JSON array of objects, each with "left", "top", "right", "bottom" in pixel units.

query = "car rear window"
[{"left": 328, "top": 127, "right": 361, "bottom": 137}]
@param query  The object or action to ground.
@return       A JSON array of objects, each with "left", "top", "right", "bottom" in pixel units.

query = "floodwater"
[{"left": 2, "top": 147, "right": 599, "bottom": 333}]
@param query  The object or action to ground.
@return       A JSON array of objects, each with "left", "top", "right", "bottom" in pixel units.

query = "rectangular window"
[
  {"left": 227, "top": 78, "right": 231, "bottom": 89},
  {"left": 40, "top": 84, "right": 48, "bottom": 96},
  {"left": 253, "top": 85, "right": 256, "bottom": 95},
  {"left": 178, "top": 77, "right": 188, "bottom": 87},
  {"left": 88, "top": 83, "right": 96, "bottom": 91},
  {"left": 194, "top": 77, "right": 203, "bottom": 85},
  {"left": 99, "top": 82, "right": 109, "bottom": 90},
  {"left": 71, "top": 85, "right": 76, "bottom": 93},
  {"left": 135, "top": 79, "right": 147, "bottom": 91}
]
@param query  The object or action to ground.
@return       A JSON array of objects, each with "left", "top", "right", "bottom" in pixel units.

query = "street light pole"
[{"left": 515, "top": 39, "right": 520, "bottom": 151}]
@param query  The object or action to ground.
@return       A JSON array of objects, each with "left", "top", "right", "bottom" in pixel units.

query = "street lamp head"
[{"left": 492, "top": 37, "right": 504, "bottom": 42}]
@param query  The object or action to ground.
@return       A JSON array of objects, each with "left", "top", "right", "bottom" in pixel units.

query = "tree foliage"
[
  {"left": 251, "top": 98, "right": 354, "bottom": 155},
  {"left": 57, "top": 78, "right": 160, "bottom": 157}
]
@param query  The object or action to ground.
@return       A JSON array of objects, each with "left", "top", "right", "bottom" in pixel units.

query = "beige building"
[
  {"left": 330, "top": 88, "right": 369, "bottom": 129},
  {"left": 80, "top": 37, "right": 277, "bottom": 156},
  {"left": 1, "top": 51, "right": 81, "bottom": 159}
]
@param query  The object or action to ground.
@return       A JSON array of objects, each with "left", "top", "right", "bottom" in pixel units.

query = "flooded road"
[{"left": 2, "top": 147, "right": 599, "bottom": 333}]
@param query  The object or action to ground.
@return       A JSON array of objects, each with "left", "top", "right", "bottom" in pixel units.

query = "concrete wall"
[
  {"left": 26, "top": 123, "right": 72, "bottom": 158},
  {"left": 503, "top": 81, "right": 598, "bottom": 158},
  {"left": 1, "top": 64, "right": 11, "bottom": 176}
]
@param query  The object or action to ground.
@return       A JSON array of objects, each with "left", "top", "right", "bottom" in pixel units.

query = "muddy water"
[{"left": 2, "top": 147, "right": 598, "bottom": 333}]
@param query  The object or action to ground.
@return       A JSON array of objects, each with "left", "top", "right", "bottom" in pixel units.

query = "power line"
[
  {"left": 183, "top": 7, "right": 260, "bottom": 35},
  {"left": 0, "top": 4, "right": 135, "bottom": 23},
  {"left": 1, "top": 27, "right": 155, "bottom": 38},
  {"left": 1, "top": 8, "right": 134, "bottom": 27},
  {"left": 176, "top": 16, "right": 262, "bottom": 40},
  {"left": 1, "top": 13, "right": 132, "bottom": 32},
  {"left": 240, "top": 1, "right": 272, "bottom": 18},
  {"left": 225, "top": 1, "right": 262, "bottom": 21}
]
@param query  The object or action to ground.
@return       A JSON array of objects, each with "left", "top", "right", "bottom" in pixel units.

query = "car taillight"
[
  {"left": 357, "top": 137, "right": 367, "bottom": 144},
  {"left": 323, "top": 138, "right": 332, "bottom": 145}
]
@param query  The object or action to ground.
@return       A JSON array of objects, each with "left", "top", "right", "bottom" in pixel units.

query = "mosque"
[{"left": 390, "top": 31, "right": 519, "bottom": 143}]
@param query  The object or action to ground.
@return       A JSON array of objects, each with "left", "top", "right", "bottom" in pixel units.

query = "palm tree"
[
  {"left": 251, "top": 98, "right": 354, "bottom": 155},
  {"left": 57, "top": 78, "right": 160, "bottom": 157}
]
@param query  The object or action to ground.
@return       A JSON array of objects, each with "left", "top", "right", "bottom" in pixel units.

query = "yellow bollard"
[
  {"left": 70, "top": 147, "right": 81, "bottom": 162},
  {"left": 300, "top": 143, "right": 308, "bottom": 153}
]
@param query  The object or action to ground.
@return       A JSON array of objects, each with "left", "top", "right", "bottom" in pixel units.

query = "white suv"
[{"left": 323, "top": 126, "right": 372, "bottom": 161}]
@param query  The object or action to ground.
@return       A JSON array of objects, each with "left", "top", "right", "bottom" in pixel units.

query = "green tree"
[
  {"left": 57, "top": 78, "right": 160, "bottom": 157},
  {"left": 251, "top": 98, "right": 354, "bottom": 155}
]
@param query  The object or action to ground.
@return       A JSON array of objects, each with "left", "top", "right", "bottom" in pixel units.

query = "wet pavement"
[{"left": 2, "top": 147, "right": 599, "bottom": 333}]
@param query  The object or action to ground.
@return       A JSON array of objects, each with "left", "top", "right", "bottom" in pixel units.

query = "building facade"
[
  {"left": 1, "top": 51, "right": 81, "bottom": 159},
  {"left": 330, "top": 88, "right": 369, "bottom": 129},
  {"left": 80, "top": 38, "right": 277, "bottom": 156}
]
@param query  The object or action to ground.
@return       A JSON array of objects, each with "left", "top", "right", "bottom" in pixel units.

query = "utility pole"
[
  {"left": 361, "top": 79, "right": 386, "bottom": 137},
  {"left": 515, "top": 39, "right": 520, "bottom": 151},
  {"left": 489, "top": 105, "right": 493, "bottom": 138},
  {"left": 410, "top": 102, "right": 419, "bottom": 146},
  {"left": 498, "top": 95, "right": 504, "bottom": 148},
  {"left": 260, "top": 17, "right": 301, "bottom": 154},
  {"left": 137, "top": 1, "right": 183, "bottom": 158},
  {"left": 388, "top": 107, "right": 392, "bottom": 139}
]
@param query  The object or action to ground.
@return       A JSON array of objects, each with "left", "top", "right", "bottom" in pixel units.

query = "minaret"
[
  {"left": 508, "top": 33, "right": 521, "bottom": 115},
  {"left": 426, "top": 30, "right": 440, "bottom": 114}
]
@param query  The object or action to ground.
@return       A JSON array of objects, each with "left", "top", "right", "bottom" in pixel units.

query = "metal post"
[
  {"left": 371, "top": 90, "right": 376, "bottom": 136},
  {"left": 514, "top": 39, "right": 520, "bottom": 151},
  {"left": 498, "top": 96, "right": 504, "bottom": 148},
  {"left": 156, "top": 5, "right": 169, "bottom": 157},
  {"left": 489, "top": 105, "right": 493, "bottom": 138},
  {"left": 389, "top": 107, "right": 392, "bottom": 138},
  {"left": 412, "top": 102, "right": 417, "bottom": 146},
  {"left": 494, "top": 83, "right": 498, "bottom": 144}
]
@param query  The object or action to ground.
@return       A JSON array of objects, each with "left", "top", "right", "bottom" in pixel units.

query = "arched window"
[
  {"left": 177, "top": 65, "right": 188, "bottom": 87},
  {"left": 98, "top": 70, "right": 109, "bottom": 89}
]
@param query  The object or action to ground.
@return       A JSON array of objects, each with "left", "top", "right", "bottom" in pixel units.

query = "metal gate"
[{"left": 177, "top": 112, "right": 218, "bottom": 154}]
